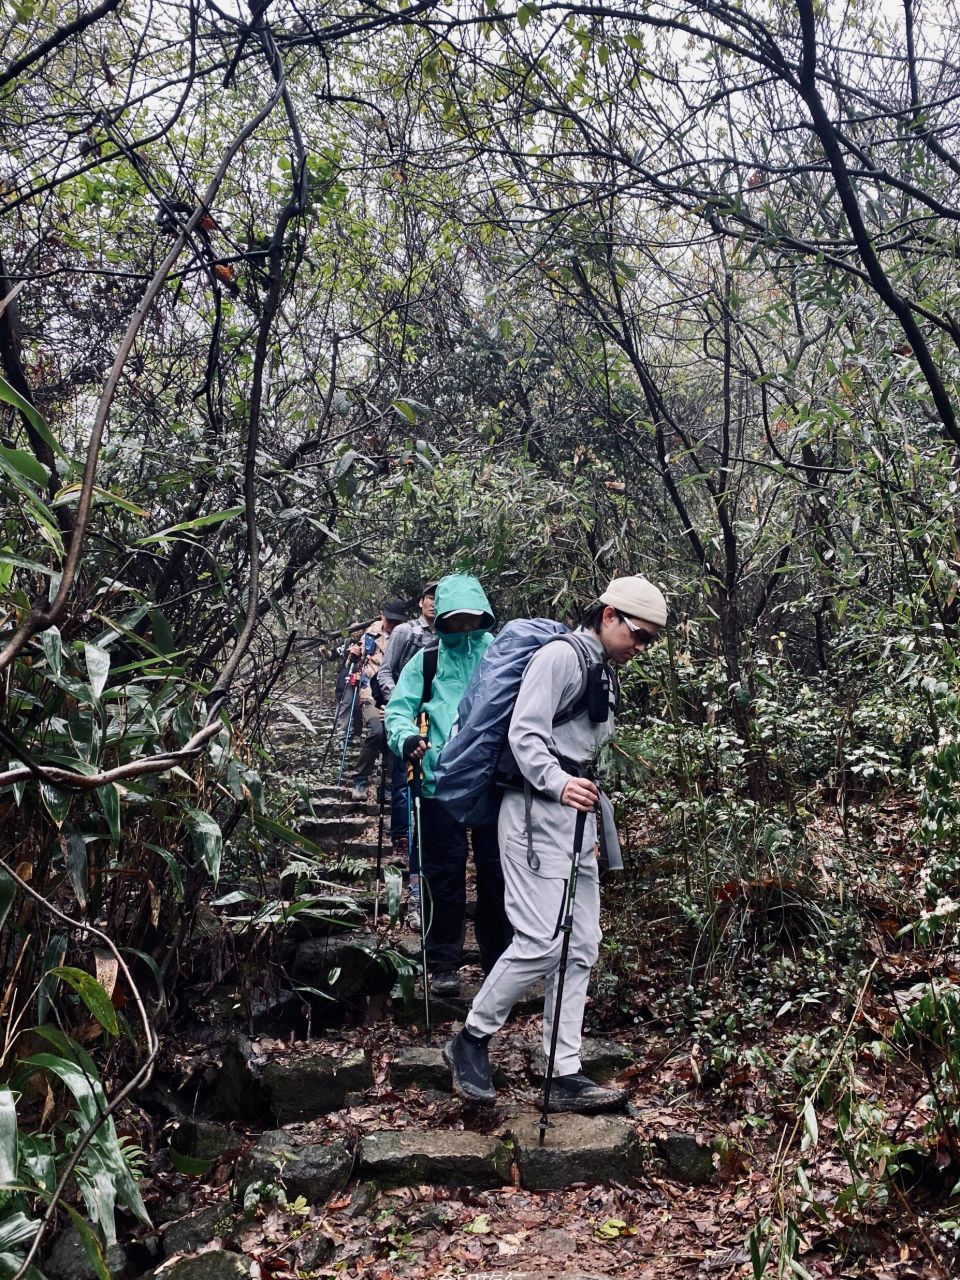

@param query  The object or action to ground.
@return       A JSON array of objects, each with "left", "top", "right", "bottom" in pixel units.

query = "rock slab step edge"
[
  {"left": 153, "top": 1253, "right": 253, "bottom": 1280},
  {"left": 261, "top": 1047, "right": 373, "bottom": 1122},
  {"left": 359, "top": 1130, "right": 512, "bottom": 1189},
  {"left": 509, "top": 1112, "right": 644, "bottom": 1190},
  {"left": 234, "top": 1131, "right": 352, "bottom": 1202}
]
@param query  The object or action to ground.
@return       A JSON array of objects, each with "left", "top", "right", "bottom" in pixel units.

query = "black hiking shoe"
[
  {"left": 430, "top": 970, "right": 461, "bottom": 997},
  {"left": 444, "top": 1029, "right": 496, "bottom": 1103},
  {"left": 545, "top": 1072, "right": 627, "bottom": 1113}
]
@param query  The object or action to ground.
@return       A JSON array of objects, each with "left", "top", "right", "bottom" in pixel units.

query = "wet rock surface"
[
  {"left": 359, "top": 1129, "right": 512, "bottom": 1188},
  {"left": 208, "top": 1036, "right": 269, "bottom": 1124},
  {"left": 390, "top": 1044, "right": 453, "bottom": 1090},
  {"left": 261, "top": 1046, "right": 372, "bottom": 1121},
  {"left": 233, "top": 1130, "right": 352, "bottom": 1202},
  {"left": 152, "top": 1252, "right": 253, "bottom": 1280},
  {"left": 45, "top": 1230, "right": 126, "bottom": 1280},
  {"left": 509, "top": 1111, "right": 643, "bottom": 1189},
  {"left": 169, "top": 1120, "right": 238, "bottom": 1163},
  {"left": 161, "top": 1204, "right": 233, "bottom": 1259},
  {"left": 656, "top": 1132, "right": 717, "bottom": 1183}
]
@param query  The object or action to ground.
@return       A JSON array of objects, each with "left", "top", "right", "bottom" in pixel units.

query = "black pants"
[
  {"left": 417, "top": 797, "right": 512, "bottom": 975},
  {"left": 390, "top": 750, "right": 409, "bottom": 841},
  {"left": 354, "top": 710, "right": 384, "bottom": 783}
]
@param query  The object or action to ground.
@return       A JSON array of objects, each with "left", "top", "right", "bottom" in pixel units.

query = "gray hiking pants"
[{"left": 464, "top": 832, "right": 601, "bottom": 1076}]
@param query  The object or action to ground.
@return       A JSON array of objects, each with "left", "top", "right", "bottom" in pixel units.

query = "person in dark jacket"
[
  {"left": 331, "top": 621, "right": 366, "bottom": 734},
  {"left": 385, "top": 574, "right": 511, "bottom": 996},
  {"left": 377, "top": 582, "right": 437, "bottom": 700},
  {"left": 378, "top": 581, "right": 437, "bottom": 923}
]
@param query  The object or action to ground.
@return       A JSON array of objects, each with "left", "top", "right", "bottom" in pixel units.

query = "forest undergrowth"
[
  {"left": 581, "top": 774, "right": 960, "bottom": 1279},
  {"left": 128, "top": 772, "right": 960, "bottom": 1280},
  {"left": 2, "top": 637, "right": 960, "bottom": 1280},
  {"left": 117, "top": 657, "right": 960, "bottom": 1280}
]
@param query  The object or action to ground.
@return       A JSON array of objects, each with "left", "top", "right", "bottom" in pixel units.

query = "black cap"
[
  {"left": 382, "top": 598, "right": 408, "bottom": 622},
  {"left": 421, "top": 581, "right": 439, "bottom": 597}
]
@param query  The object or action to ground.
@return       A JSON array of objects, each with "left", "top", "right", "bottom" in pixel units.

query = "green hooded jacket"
[{"left": 384, "top": 573, "right": 496, "bottom": 797}]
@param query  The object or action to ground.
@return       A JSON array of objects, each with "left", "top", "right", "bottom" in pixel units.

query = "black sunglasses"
[{"left": 616, "top": 611, "right": 659, "bottom": 646}]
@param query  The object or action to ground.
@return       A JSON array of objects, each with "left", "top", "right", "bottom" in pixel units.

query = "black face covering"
[{"left": 586, "top": 660, "right": 617, "bottom": 722}]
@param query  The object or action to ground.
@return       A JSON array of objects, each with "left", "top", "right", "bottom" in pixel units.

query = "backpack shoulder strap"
[
  {"left": 421, "top": 644, "right": 440, "bottom": 708},
  {"left": 545, "top": 633, "right": 591, "bottom": 726}
]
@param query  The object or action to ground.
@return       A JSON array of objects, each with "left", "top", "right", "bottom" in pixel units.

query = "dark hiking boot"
[
  {"left": 545, "top": 1071, "right": 627, "bottom": 1113},
  {"left": 430, "top": 970, "right": 461, "bottom": 997},
  {"left": 443, "top": 1029, "right": 496, "bottom": 1103}
]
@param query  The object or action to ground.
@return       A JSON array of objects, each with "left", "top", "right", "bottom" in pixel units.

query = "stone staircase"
[
  {"left": 141, "top": 1008, "right": 714, "bottom": 1280},
  {"left": 183, "top": 1030, "right": 646, "bottom": 1190},
  {"left": 159, "top": 682, "right": 707, "bottom": 1234},
  {"left": 130, "top": 681, "right": 721, "bottom": 1280}
]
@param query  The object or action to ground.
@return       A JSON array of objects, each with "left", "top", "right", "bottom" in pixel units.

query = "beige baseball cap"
[{"left": 599, "top": 575, "right": 668, "bottom": 626}]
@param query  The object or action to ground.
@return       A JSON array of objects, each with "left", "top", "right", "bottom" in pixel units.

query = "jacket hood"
[{"left": 433, "top": 573, "right": 496, "bottom": 635}]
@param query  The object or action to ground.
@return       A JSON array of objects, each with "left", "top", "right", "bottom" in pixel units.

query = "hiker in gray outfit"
[{"left": 445, "top": 575, "right": 667, "bottom": 1111}]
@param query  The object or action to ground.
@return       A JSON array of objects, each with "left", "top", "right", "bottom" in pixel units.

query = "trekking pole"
[
  {"left": 335, "top": 671, "right": 361, "bottom": 787},
  {"left": 373, "top": 743, "right": 388, "bottom": 927},
  {"left": 316, "top": 645, "right": 358, "bottom": 777},
  {"left": 408, "top": 711, "right": 431, "bottom": 1039},
  {"left": 317, "top": 667, "right": 354, "bottom": 776},
  {"left": 538, "top": 806, "right": 589, "bottom": 1146},
  {"left": 336, "top": 629, "right": 378, "bottom": 789}
]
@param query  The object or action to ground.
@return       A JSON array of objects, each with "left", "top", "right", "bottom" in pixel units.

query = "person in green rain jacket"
[{"left": 385, "top": 573, "right": 512, "bottom": 996}]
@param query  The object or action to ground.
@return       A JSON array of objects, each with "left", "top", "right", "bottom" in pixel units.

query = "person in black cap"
[
  {"left": 350, "top": 599, "right": 408, "bottom": 801},
  {"left": 377, "top": 582, "right": 438, "bottom": 702}
]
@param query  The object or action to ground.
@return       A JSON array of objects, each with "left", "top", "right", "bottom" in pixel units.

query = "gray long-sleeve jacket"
[
  {"left": 377, "top": 614, "right": 434, "bottom": 699},
  {"left": 499, "top": 628, "right": 617, "bottom": 879}
]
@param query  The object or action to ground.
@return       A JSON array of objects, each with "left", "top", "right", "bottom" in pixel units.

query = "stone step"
[
  {"left": 359, "top": 1130, "right": 511, "bottom": 1189},
  {"left": 272, "top": 715, "right": 336, "bottom": 734},
  {"left": 509, "top": 1112, "right": 643, "bottom": 1189},
  {"left": 299, "top": 798, "right": 382, "bottom": 820},
  {"left": 261, "top": 1048, "right": 373, "bottom": 1123},
  {"left": 389, "top": 1043, "right": 508, "bottom": 1091},
  {"left": 270, "top": 724, "right": 337, "bottom": 740},
  {"left": 393, "top": 978, "right": 545, "bottom": 1023},
  {"left": 307, "top": 785, "right": 354, "bottom": 802},
  {"left": 530, "top": 1037, "right": 636, "bottom": 1083},
  {"left": 353, "top": 1116, "right": 640, "bottom": 1192},
  {"left": 340, "top": 840, "right": 385, "bottom": 858},
  {"left": 211, "top": 1038, "right": 377, "bottom": 1125},
  {"left": 235, "top": 1130, "right": 352, "bottom": 1201},
  {"left": 304, "top": 1114, "right": 641, "bottom": 1192},
  {"left": 298, "top": 816, "right": 370, "bottom": 844}
]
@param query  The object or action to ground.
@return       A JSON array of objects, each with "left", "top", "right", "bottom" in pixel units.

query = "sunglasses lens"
[{"left": 619, "top": 612, "right": 656, "bottom": 645}]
